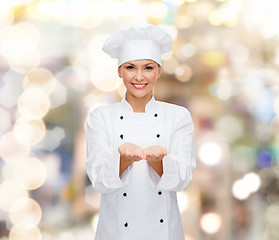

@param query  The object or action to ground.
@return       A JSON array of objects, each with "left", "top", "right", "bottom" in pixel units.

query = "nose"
[{"left": 135, "top": 69, "right": 144, "bottom": 82}]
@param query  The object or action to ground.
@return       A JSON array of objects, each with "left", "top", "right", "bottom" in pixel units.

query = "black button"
[
  {"left": 120, "top": 134, "right": 123, "bottom": 139},
  {"left": 154, "top": 113, "right": 158, "bottom": 117},
  {"left": 124, "top": 222, "right": 128, "bottom": 227},
  {"left": 123, "top": 193, "right": 127, "bottom": 197},
  {"left": 120, "top": 116, "right": 123, "bottom": 120},
  {"left": 156, "top": 134, "right": 160, "bottom": 138},
  {"left": 160, "top": 219, "right": 164, "bottom": 223},
  {"left": 158, "top": 191, "right": 162, "bottom": 195}
]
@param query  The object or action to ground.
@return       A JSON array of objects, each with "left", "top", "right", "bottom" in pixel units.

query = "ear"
[
  {"left": 157, "top": 66, "right": 162, "bottom": 79},
  {"left": 118, "top": 67, "right": 122, "bottom": 78}
]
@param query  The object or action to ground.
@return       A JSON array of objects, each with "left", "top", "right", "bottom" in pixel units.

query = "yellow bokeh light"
[
  {"left": 209, "top": 10, "right": 223, "bottom": 26},
  {"left": 147, "top": 2, "right": 168, "bottom": 20},
  {"left": 23, "top": 68, "right": 56, "bottom": 95},
  {"left": 200, "top": 212, "right": 222, "bottom": 234},
  {"left": 201, "top": 51, "right": 227, "bottom": 67},
  {"left": 17, "top": 87, "right": 50, "bottom": 120},
  {"left": 9, "top": 198, "right": 42, "bottom": 228},
  {"left": 0, "top": 180, "right": 28, "bottom": 211},
  {"left": 10, "top": 0, "right": 35, "bottom": 7},
  {"left": 14, "top": 157, "right": 47, "bottom": 190},
  {"left": 13, "top": 117, "right": 46, "bottom": 146},
  {"left": 173, "top": 15, "right": 194, "bottom": 29},
  {"left": 209, "top": 5, "right": 238, "bottom": 27},
  {"left": 27, "top": 0, "right": 54, "bottom": 21},
  {"left": 0, "top": 132, "right": 30, "bottom": 164},
  {"left": 90, "top": 1, "right": 144, "bottom": 17},
  {"left": 9, "top": 225, "right": 42, "bottom": 240},
  {"left": 166, "top": 0, "right": 185, "bottom": 6}
]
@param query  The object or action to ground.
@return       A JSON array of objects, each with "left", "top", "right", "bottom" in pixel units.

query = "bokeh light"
[
  {"left": 9, "top": 198, "right": 42, "bottom": 228},
  {"left": 215, "top": 115, "right": 244, "bottom": 142},
  {"left": 200, "top": 212, "right": 222, "bottom": 234},
  {"left": 201, "top": 51, "right": 227, "bottom": 67},
  {"left": 9, "top": 225, "right": 42, "bottom": 240},
  {"left": 232, "top": 179, "right": 250, "bottom": 200},
  {"left": 257, "top": 150, "right": 274, "bottom": 169},
  {"left": 232, "top": 173, "right": 261, "bottom": 200},
  {"left": 37, "top": 127, "right": 65, "bottom": 151},
  {"left": 90, "top": 55, "right": 122, "bottom": 92},
  {"left": 0, "top": 1, "right": 14, "bottom": 30},
  {"left": 266, "top": 204, "right": 279, "bottom": 225},
  {"left": 177, "top": 191, "right": 189, "bottom": 213},
  {"left": 0, "top": 107, "right": 11, "bottom": 134},
  {"left": 17, "top": 87, "right": 50, "bottom": 120},
  {"left": 199, "top": 142, "right": 222, "bottom": 166},
  {"left": 13, "top": 117, "right": 46, "bottom": 146},
  {"left": 14, "top": 157, "right": 47, "bottom": 190},
  {"left": 0, "top": 132, "right": 30, "bottom": 164},
  {"left": 175, "top": 64, "right": 192, "bottom": 82},
  {"left": 23, "top": 68, "right": 56, "bottom": 95},
  {"left": 0, "top": 22, "right": 40, "bottom": 73},
  {"left": 147, "top": 2, "right": 168, "bottom": 20},
  {"left": 0, "top": 180, "right": 28, "bottom": 211},
  {"left": 27, "top": 0, "right": 54, "bottom": 21}
]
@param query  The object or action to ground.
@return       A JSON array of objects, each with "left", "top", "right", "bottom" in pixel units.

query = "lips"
[{"left": 131, "top": 83, "right": 148, "bottom": 89}]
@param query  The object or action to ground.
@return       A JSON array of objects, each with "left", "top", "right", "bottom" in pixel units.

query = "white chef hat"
[{"left": 102, "top": 23, "right": 173, "bottom": 67}]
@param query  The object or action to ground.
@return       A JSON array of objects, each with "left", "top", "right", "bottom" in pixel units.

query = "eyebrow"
[{"left": 125, "top": 62, "right": 155, "bottom": 66}]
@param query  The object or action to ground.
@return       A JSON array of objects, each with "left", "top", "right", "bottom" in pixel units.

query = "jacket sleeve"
[
  {"left": 148, "top": 108, "right": 195, "bottom": 192},
  {"left": 86, "top": 108, "right": 127, "bottom": 194}
]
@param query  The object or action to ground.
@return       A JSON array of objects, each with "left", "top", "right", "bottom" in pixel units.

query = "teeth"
[{"left": 134, "top": 84, "right": 145, "bottom": 88}]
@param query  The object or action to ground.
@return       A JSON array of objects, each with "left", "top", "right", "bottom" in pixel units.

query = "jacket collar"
[{"left": 121, "top": 93, "right": 156, "bottom": 113}]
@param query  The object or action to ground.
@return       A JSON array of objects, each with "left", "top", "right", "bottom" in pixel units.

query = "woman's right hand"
[
  {"left": 118, "top": 142, "right": 145, "bottom": 162},
  {"left": 118, "top": 142, "right": 145, "bottom": 176}
]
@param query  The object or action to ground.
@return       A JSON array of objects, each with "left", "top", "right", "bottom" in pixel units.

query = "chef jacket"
[{"left": 86, "top": 94, "right": 195, "bottom": 240}]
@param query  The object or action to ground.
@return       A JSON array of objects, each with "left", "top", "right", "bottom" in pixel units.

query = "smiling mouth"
[{"left": 131, "top": 83, "right": 148, "bottom": 89}]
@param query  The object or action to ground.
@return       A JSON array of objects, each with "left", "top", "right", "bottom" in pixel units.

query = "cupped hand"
[
  {"left": 118, "top": 142, "right": 145, "bottom": 162},
  {"left": 144, "top": 145, "right": 167, "bottom": 162}
]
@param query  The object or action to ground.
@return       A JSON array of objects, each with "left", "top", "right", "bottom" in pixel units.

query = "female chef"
[{"left": 86, "top": 23, "right": 195, "bottom": 240}]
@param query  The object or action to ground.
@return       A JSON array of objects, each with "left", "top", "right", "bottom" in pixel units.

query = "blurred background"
[{"left": 0, "top": 0, "right": 279, "bottom": 239}]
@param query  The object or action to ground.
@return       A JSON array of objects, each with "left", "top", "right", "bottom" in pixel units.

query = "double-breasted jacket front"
[{"left": 86, "top": 95, "right": 195, "bottom": 240}]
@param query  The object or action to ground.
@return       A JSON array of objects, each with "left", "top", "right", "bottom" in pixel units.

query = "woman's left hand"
[{"left": 144, "top": 145, "right": 167, "bottom": 162}]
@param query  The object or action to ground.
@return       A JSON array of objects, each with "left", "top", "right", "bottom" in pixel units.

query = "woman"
[{"left": 86, "top": 23, "right": 195, "bottom": 240}]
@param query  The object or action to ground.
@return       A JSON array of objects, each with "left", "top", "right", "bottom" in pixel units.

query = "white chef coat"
[{"left": 86, "top": 94, "right": 195, "bottom": 240}]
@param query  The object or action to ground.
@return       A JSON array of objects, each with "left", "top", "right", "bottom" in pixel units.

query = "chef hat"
[{"left": 102, "top": 23, "right": 173, "bottom": 66}]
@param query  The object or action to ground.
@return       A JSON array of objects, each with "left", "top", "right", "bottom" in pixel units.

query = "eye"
[
  {"left": 145, "top": 66, "right": 154, "bottom": 70},
  {"left": 126, "top": 65, "right": 134, "bottom": 70}
]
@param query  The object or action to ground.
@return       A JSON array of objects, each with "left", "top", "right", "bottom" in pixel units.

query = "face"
[{"left": 118, "top": 59, "right": 161, "bottom": 100}]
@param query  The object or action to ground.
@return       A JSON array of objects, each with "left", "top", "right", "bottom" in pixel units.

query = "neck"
[{"left": 125, "top": 93, "right": 153, "bottom": 112}]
